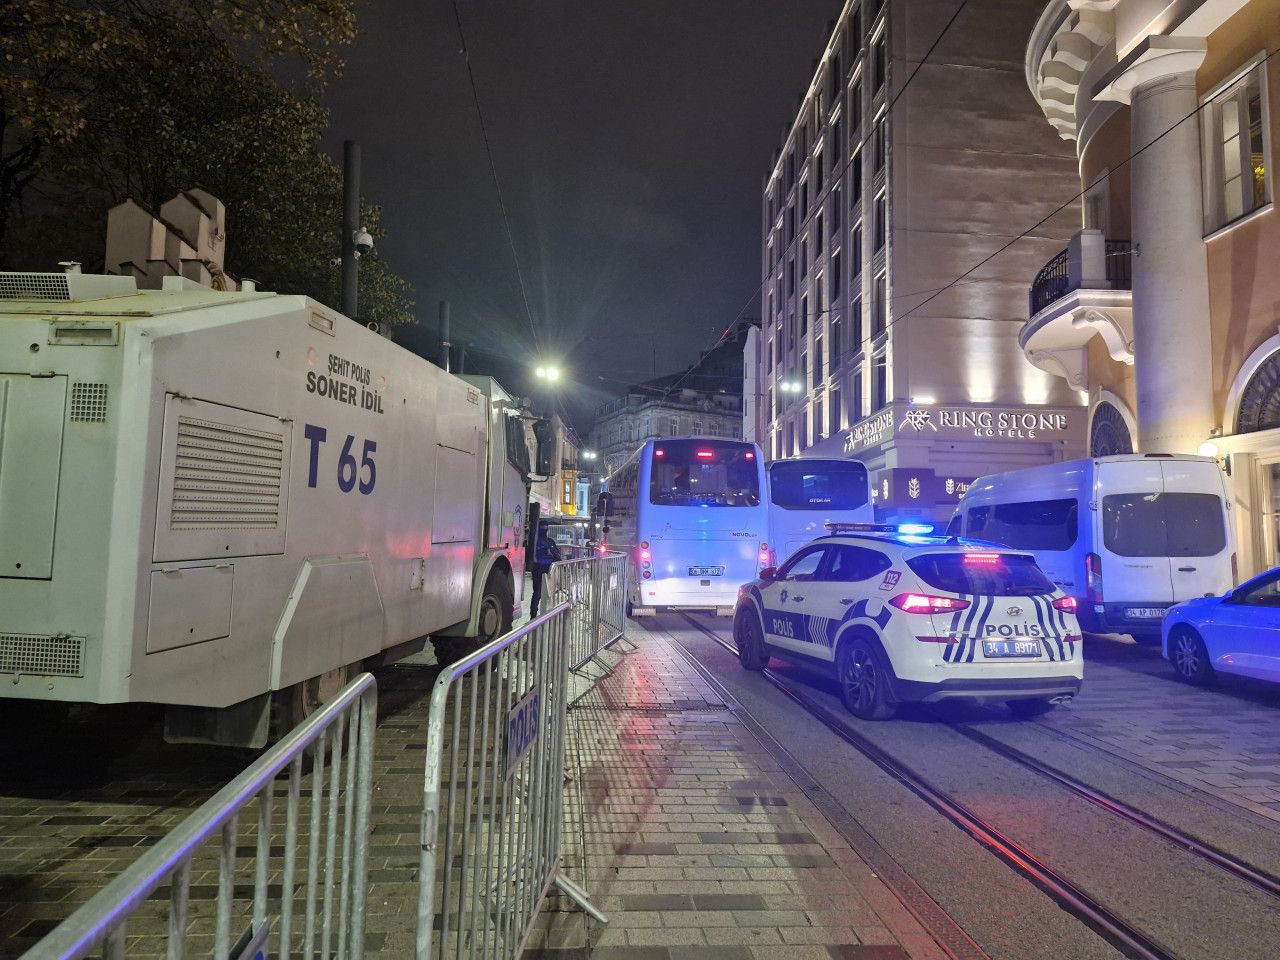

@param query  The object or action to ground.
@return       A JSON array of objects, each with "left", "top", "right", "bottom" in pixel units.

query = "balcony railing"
[{"left": 1029, "top": 233, "right": 1132, "bottom": 316}]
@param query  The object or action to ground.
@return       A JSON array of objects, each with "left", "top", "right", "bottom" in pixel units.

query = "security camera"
[{"left": 353, "top": 229, "right": 374, "bottom": 258}]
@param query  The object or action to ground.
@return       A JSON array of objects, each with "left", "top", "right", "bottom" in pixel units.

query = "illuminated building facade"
[
  {"left": 754, "top": 0, "right": 1087, "bottom": 521},
  {"left": 1023, "top": 0, "right": 1280, "bottom": 576}
]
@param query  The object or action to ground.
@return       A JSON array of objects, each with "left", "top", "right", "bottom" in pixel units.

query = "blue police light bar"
[
  {"left": 897, "top": 522, "right": 935, "bottom": 536},
  {"left": 824, "top": 522, "right": 898, "bottom": 533}
]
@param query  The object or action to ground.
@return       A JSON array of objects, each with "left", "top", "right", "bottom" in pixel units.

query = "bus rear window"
[
  {"left": 907, "top": 553, "right": 1055, "bottom": 597},
  {"left": 649, "top": 440, "right": 761, "bottom": 507},
  {"left": 769, "top": 460, "right": 869, "bottom": 510}
]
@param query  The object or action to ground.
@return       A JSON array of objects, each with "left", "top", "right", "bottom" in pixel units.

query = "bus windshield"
[
  {"left": 649, "top": 440, "right": 760, "bottom": 507},
  {"left": 769, "top": 460, "right": 869, "bottom": 510}
]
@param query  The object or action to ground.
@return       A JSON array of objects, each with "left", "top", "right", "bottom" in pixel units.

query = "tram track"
[{"left": 674, "top": 610, "right": 1280, "bottom": 960}]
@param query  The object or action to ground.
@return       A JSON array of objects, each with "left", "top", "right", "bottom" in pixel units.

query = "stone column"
[{"left": 1098, "top": 39, "right": 1213, "bottom": 453}]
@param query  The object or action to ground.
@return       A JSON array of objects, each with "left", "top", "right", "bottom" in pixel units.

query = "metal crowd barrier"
[
  {"left": 416, "top": 603, "right": 605, "bottom": 960},
  {"left": 545, "top": 552, "right": 630, "bottom": 671},
  {"left": 27, "top": 674, "right": 378, "bottom": 960}
]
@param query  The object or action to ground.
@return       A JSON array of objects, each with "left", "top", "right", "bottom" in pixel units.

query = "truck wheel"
[
  {"left": 274, "top": 664, "right": 351, "bottom": 739},
  {"left": 475, "top": 569, "right": 514, "bottom": 643}
]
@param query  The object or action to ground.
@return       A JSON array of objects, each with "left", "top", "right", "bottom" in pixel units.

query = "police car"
[{"left": 733, "top": 523, "right": 1083, "bottom": 720}]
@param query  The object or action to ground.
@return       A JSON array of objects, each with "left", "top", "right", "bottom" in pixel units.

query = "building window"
[
  {"left": 787, "top": 256, "right": 796, "bottom": 295},
  {"left": 847, "top": 4, "right": 862, "bottom": 54},
  {"left": 667, "top": 416, "right": 679, "bottom": 436},
  {"left": 829, "top": 52, "right": 842, "bottom": 105},
  {"left": 800, "top": 294, "right": 809, "bottom": 336},
  {"left": 817, "top": 213, "right": 824, "bottom": 252},
  {"left": 815, "top": 271, "right": 825, "bottom": 315},
  {"left": 853, "top": 221, "right": 863, "bottom": 277},
  {"left": 1202, "top": 61, "right": 1270, "bottom": 231},
  {"left": 874, "top": 193, "right": 886, "bottom": 250},
  {"left": 831, "top": 186, "right": 841, "bottom": 234},
  {"left": 874, "top": 119, "right": 886, "bottom": 174},
  {"left": 831, "top": 318, "right": 842, "bottom": 362},
  {"left": 786, "top": 422, "right": 795, "bottom": 457},
  {"left": 872, "top": 351, "right": 888, "bottom": 410},
  {"left": 831, "top": 252, "right": 842, "bottom": 299},
  {"left": 872, "top": 33, "right": 886, "bottom": 90},
  {"left": 850, "top": 77, "right": 862, "bottom": 132},
  {"left": 801, "top": 239, "right": 809, "bottom": 279},
  {"left": 852, "top": 148, "right": 863, "bottom": 194},
  {"left": 814, "top": 336, "right": 824, "bottom": 386},
  {"left": 815, "top": 151, "right": 824, "bottom": 193},
  {"left": 787, "top": 203, "right": 796, "bottom": 242},
  {"left": 830, "top": 389, "right": 842, "bottom": 434},
  {"left": 767, "top": 389, "right": 774, "bottom": 421},
  {"left": 766, "top": 338, "right": 774, "bottom": 373},
  {"left": 815, "top": 398, "right": 825, "bottom": 440},
  {"left": 872, "top": 274, "right": 886, "bottom": 337},
  {"left": 852, "top": 296, "right": 863, "bottom": 351},
  {"left": 801, "top": 177, "right": 810, "bottom": 220},
  {"left": 831, "top": 118, "right": 843, "bottom": 168},
  {"left": 787, "top": 149, "right": 796, "bottom": 190},
  {"left": 1090, "top": 401, "right": 1134, "bottom": 456},
  {"left": 852, "top": 370, "right": 864, "bottom": 421},
  {"left": 800, "top": 409, "right": 810, "bottom": 451},
  {"left": 1237, "top": 350, "right": 1280, "bottom": 433},
  {"left": 800, "top": 353, "right": 808, "bottom": 388}
]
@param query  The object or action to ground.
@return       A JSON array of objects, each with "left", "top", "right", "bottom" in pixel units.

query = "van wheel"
[
  {"left": 1170, "top": 627, "right": 1214, "bottom": 685},
  {"left": 735, "top": 612, "right": 769, "bottom": 671},
  {"left": 837, "top": 637, "right": 896, "bottom": 720},
  {"left": 1007, "top": 698, "right": 1055, "bottom": 719}
]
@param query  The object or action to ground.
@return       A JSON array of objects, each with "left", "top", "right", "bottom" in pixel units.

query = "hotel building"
[
  {"left": 1023, "top": 0, "right": 1280, "bottom": 576},
  {"left": 752, "top": 0, "right": 1088, "bottom": 522}
]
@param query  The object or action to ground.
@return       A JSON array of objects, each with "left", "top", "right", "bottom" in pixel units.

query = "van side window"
[
  {"left": 966, "top": 506, "right": 990, "bottom": 536},
  {"left": 967, "top": 499, "right": 1077, "bottom": 551}
]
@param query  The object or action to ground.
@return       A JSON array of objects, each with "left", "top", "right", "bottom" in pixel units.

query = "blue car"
[{"left": 1162, "top": 567, "right": 1280, "bottom": 686}]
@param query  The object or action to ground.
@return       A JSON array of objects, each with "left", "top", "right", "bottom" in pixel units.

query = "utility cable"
[{"left": 451, "top": 1, "right": 541, "bottom": 350}]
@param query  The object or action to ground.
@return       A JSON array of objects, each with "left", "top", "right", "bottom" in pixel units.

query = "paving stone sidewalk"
[
  {"left": 1041, "top": 644, "right": 1280, "bottom": 824},
  {"left": 525, "top": 629, "right": 946, "bottom": 960}
]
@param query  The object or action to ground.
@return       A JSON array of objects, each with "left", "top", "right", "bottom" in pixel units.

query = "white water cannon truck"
[{"left": 0, "top": 270, "right": 551, "bottom": 746}]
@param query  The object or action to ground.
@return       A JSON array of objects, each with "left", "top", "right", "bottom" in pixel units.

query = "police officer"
[{"left": 530, "top": 524, "right": 561, "bottom": 617}]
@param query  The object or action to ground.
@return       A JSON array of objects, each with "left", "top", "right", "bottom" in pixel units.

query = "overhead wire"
[{"left": 451, "top": 1, "right": 541, "bottom": 351}]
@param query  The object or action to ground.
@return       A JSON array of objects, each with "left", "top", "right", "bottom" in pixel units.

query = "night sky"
[{"left": 321, "top": 0, "right": 840, "bottom": 425}]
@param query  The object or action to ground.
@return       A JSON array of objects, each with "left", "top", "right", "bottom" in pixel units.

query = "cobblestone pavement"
[
  {"left": 524, "top": 630, "right": 945, "bottom": 960},
  {"left": 1038, "top": 636, "right": 1280, "bottom": 823}
]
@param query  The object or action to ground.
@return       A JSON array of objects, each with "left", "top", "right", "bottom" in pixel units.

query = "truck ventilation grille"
[
  {"left": 0, "top": 634, "right": 84, "bottom": 677},
  {"left": 70, "top": 382, "right": 109, "bottom": 422},
  {"left": 171, "top": 416, "right": 285, "bottom": 530},
  {"left": 0, "top": 273, "right": 71, "bottom": 300}
]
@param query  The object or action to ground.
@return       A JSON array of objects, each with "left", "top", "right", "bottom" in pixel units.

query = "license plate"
[
  {"left": 689, "top": 565, "right": 724, "bottom": 577},
  {"left": 1125, "top": 607, "right": 1166, "bottom": 619},
  {"left": 982, "top": 639, "right": 1041, "bottom": 658}
]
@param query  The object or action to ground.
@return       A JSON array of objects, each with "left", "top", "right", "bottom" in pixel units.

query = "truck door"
[{"left": 0, "top": 375, "right": 67, "bottom": 579}]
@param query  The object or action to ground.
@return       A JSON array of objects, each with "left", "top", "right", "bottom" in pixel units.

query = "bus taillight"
[{"left": 695, "top": 449, "right": 715, "bottom": 459}]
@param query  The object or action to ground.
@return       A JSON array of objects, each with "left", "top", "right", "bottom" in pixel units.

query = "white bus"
[
  {"left": 599, "top": 438, "right": 768, "bottom": 614},
  {"left": 766, "top": 457, "right": 873, "bottom": 565}
]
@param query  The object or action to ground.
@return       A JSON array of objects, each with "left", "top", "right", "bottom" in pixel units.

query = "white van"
[{"left": 947, "top": 455, "right": 1234, "bottom": 641}]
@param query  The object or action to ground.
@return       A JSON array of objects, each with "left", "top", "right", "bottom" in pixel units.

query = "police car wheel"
[
  {"left": 837, "top": 638, "right": 895, "bottom": 720},
  {"left": 1006, "top": 698, "right": 1055, "bottom": 719},
  {"left": 735, "top": 613, "right": 769, "bottom": 671},
  {"left": 1170, "top": 627, "right": 1214, "bottom": 685}
]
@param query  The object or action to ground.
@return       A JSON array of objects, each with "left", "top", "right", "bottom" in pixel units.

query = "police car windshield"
[
  {"left": 908, "top": 553, "right": 1054, "bottom": 597},
  {"left": 649, "top": 441, "right": 760, "bottom": 507}
]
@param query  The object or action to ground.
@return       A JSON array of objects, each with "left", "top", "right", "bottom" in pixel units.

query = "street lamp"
[
  {"left": 583, "top": 450, "right": 598, "bottom": 461},
  {"left": 779, "top": 380, "right": 802, "bottom": 394},
  {"left": 535, "top": 365, "right": 561, "bottom": 382}
]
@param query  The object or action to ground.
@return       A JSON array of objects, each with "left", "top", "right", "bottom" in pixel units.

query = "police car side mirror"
[{"left": 759, "top": 567, "right": 778, "bottom": 582}]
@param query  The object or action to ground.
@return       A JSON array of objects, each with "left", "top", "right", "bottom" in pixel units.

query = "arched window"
[
  {"left": 1237, "top": 351, "right": 1280, "bottom": 433},
  {"left": 1090, "top": 401, "right": 1133, "bottom": 457}
]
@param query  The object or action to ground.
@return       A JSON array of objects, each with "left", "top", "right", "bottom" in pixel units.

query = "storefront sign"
[
  {"left": 875, "top": 468, "right": 975, "bottom": 508},
  {"left": 844, "top": 402, "right": 1081, "bottom": 454}
]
